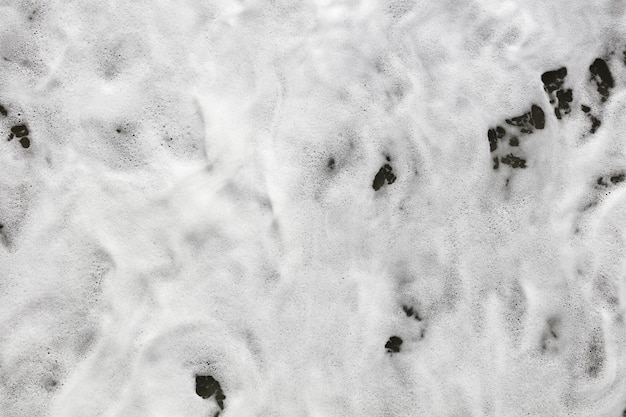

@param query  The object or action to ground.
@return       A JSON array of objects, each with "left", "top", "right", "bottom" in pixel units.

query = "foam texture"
[{"left": 2, "top": 0, "right": 626, "bottom": 416}]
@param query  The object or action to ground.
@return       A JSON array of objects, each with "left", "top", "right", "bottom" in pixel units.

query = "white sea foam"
[{"left": 1, "top": 0, "right": 626, "bottom": 416}]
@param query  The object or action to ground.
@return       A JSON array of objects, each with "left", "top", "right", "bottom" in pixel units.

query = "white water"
[{"left": 1, "top": 0, "right": 626, "bottom": 416}]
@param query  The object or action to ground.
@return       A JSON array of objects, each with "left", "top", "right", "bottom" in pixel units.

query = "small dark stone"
[
  {"left": 530, "top": 105, "right": 545, "bottom": 129},
  {"left": 19, "top": 137, "right": 30, "bottom": 148},
  {"left": 581, "top": 105, "right": 591, "bottom": 113},
  {"left": 509, "top": 136, "right": 519, "bottom": 147},
  {"left": 327, "top": 157, "right": 335, "bottom": 170},
  {"left": 7, "top": 133, "right": 14, "bottom": 141},
  {"left": 0, "top": 104, "right": 6, "bottom": 116},
  {"left": 402, "top": 305, "right": 414, "bottom": 317},
  {"left": 493, "top": 156, "right": 499, "bottom": 170},
  {"left": 385, "top": 155, "right": 391, "bottom": 162},
  {"left": 385, "top": 336, "right": 403, "bottom": 353},
  {"left": 11, "top": 124, "right": 28, "bottom": 138},
  {"left": 610, "top": 173, "right": 625, "bottom": 184},
  {"left": 495, "top": 126, "right": 506, "bottom": 138}
]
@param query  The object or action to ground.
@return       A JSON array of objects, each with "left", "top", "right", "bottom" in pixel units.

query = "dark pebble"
[{"left": 19, "top": 137, "right": 30, "bottom": 148}]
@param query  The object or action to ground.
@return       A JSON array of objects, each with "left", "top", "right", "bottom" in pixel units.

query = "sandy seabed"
[{"left": 2, "top": 1, "right": 626, "bottom": 416}]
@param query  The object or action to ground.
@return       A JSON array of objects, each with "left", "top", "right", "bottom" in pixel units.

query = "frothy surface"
[{"left": 2, "top": 1, "right": 626, "bottom": 416}]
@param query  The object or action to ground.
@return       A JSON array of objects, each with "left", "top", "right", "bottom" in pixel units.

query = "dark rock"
[{"left": 19, "top": 137, "right": 30, "bottom": 148}]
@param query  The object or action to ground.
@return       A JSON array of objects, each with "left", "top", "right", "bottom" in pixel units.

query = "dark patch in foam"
[
  {"left": 500, "top": 154, "right": 526, "bottom": 169},
  {"left": 327, "top": 157, "right": 335, "bottom": 170},
  {"left": 0, "top": 104, "right": 7, "bottom": 116},
  {"left": 589, "top": 58, "right": 614, "bottom": 102},
  {"left": 195, "top": 374, "right": 226, "bottom": 411},
  {"left": 402, "top": 305, "right": 421, "bottom": 321},
  {"left": 541, "top": 317, "right": 559, "bottom": 352},
  {"left": 372, "top": 164, "right": 396, "bottom": 191},
  {"left": 581, "top": 104, "right": 602, "bottom": 134},
  {"left": 488, "top": 105, "right": 543, "bottom": 169},
  {"left": 0, "top": 223, "right": 7, "bottom": 247},
  {"left": 504, "top": 105, "right": 545, "bottom": 133},
  {"left": 11, "top": 125, "right": 28, "bottom": 138},
  {"left": 385, "top": 336, "right": 403, "bottom": 353},
  {"left": 590, "top": 115, "right": 601, "bottom": 134},
  {"left": 488, "top": 129, "right": 497, "bottom": 152},
  {"left": 596, "top": 172, "right": 625, "bottom": 189},
  {"left": 585, "top": 334, "right": 605, "bottom": 377},
  {"left": 541, "top": 67, "right": 572, "bottom": 119},
  {"left": 541, "top": 67, "right": 567, "bottom": 94},
  {"left": 43, "top": 378, "right": 59, "bottom": 392}
]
